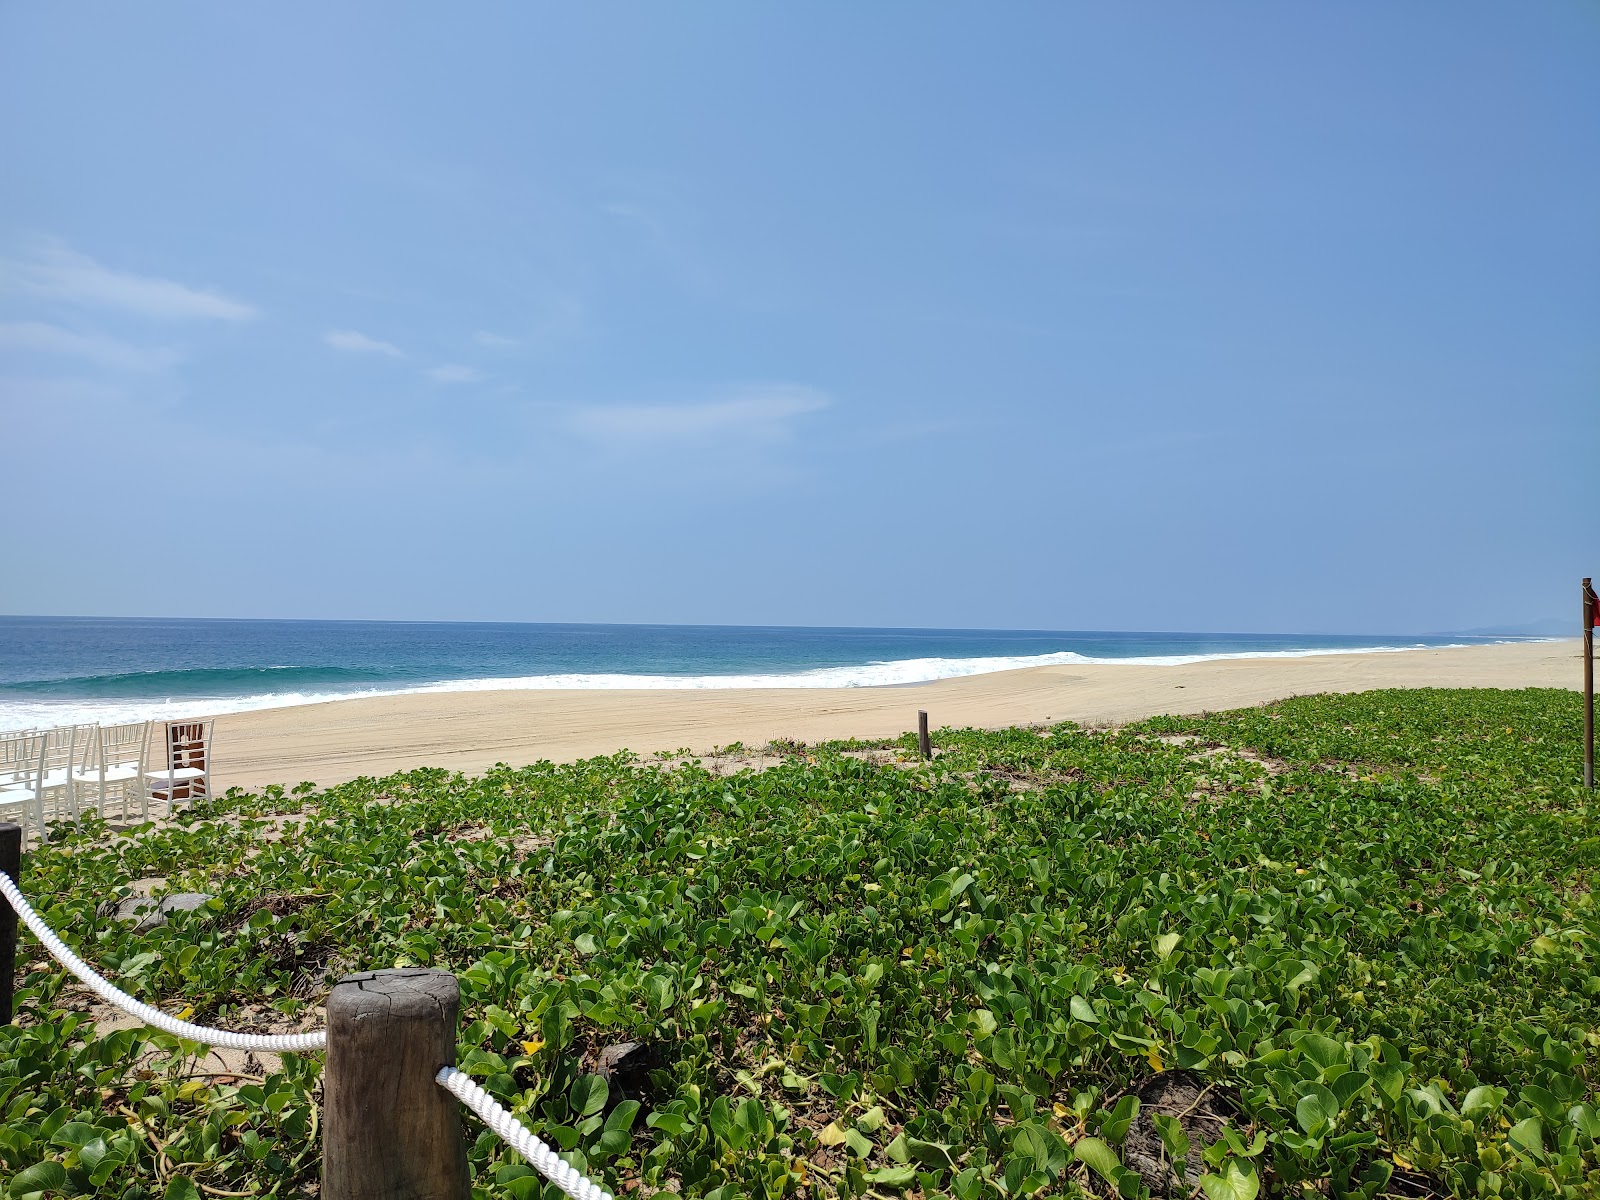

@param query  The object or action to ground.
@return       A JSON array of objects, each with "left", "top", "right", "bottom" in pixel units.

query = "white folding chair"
[
  {"left": 72, "top": 721, "right": 150, "bottom": 820},
  {"left": 142, "top": 719, "right": 213, "bottom": 813},
  {"left": 0, "top": 729, "right": 40, "bottom": 789},
  {"left": 37, "top": 725, "right": 84, "bottom": 828},
  {"left": 0, "top": 731, "right": 48, "bottom": 845}
]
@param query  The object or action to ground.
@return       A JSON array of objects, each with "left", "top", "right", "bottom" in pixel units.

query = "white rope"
[
  {"left": 436, "top": 1066, "right": 614, "bottom": 1200},
  {"left": 0, "top": 871, "right": 326, "bottom": 1052}
]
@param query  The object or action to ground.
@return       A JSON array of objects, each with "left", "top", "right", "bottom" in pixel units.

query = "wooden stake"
[
  {"left": 1585, "top": 578, "right": 1595, "bottom": 790},
  {"left": 323, "top": 969, "right": 468, "bottom": 1200},
  {"left": 0, "top": 822, "right": 18, "bottom": 1025},
  {"left": 918, "top": 710, "right": 932, "bottom": 760}
]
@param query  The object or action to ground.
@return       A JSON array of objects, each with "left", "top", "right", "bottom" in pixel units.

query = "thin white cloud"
[
  {"left": 569, "top": 384, "right": 830, "bottom": 442},
  {"left": 324, "top": 329, "right": 404, "bottom": 357},
  {"left": 472, "top": 331, "right": 522, "bottom": 348},
  {"left": 0, "top": 320, "right": 181, "bottom": 372},
  {"left": 428, "top": 363, "right": 483, "bottom": 384},
  {"left": 3, "top": 237, "right": 257, "bottom": 321}
]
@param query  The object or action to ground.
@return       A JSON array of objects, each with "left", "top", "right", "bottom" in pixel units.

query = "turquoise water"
[{"left": 0, "top": 615, "right": 1519, "bottom": 730}]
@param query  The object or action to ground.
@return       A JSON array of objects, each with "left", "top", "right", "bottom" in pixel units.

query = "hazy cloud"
[
  {"left": 0, "top": 320, "right": 181, "bottom": 372},
  {"left": 324, "top": 329, "right": 404, "bottom": 357},
  {"left": 569, "top": 384, "right": 830, "bottom": 442},
  {"left": 3, "top": 237, "right": 257, "bottom": 321},
  {"left": 472, "top": 331, "right": 521, "bottom": 348},
  {"left": 428, "top": 363, "right": 483, "bottom": 384}
]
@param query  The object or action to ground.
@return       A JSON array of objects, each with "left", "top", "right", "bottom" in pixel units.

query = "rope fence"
[
  {"left": 438, "top": 1066, "right": 615, "bottom": 1200},
  {"left": 0, "top": 823, "right": 612, "bottom": 1200},
  {"left": 0, "top": 869, "right": 326, "bottom": 1052}
]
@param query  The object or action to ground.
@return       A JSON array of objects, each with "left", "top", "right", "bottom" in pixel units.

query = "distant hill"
[{"left": 1457, "top": 617, "right": 1573, "bottom": 637}]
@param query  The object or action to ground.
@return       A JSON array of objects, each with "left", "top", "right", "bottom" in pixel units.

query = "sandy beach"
[{"left": 206, "top": 639, "right": 1578, "bottom": 790}]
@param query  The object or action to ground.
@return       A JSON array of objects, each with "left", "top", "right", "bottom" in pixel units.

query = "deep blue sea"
[{"left": 0, "top": 616, "right": 1523, "bottom": 731}]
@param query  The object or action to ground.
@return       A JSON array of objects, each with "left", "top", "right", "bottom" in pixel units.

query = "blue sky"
[{"left": 2, "top": 5, "right": 1595, "bottom": 633}]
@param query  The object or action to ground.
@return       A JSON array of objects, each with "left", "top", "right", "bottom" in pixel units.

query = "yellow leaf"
[
  {"left": 817, "top": 1121, "right": 849, "bottom": 1146},
  {"left": 521, "top": 1038, "right": 545, "bottom": 1055},
  {"left": 175, "top": 1005, "right": 195, "bottom": 1020},
  {"left": 1147, "top": 1048, "right": 1164, "bottom": 1072},
  {"left": 1392, "top": 1152, "right": 1414, "bottom": 1170}
]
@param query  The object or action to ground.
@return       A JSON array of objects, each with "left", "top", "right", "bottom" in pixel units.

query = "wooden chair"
[{"left": 142, "top": 719, "right": 213, "bottom": 813}]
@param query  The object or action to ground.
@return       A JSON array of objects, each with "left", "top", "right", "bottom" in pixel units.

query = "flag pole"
[{"left": 1585, "top": 577, "right": 1595, "bottom": 790}]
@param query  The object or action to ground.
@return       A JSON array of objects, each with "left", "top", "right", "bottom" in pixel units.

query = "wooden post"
[
  {"left": 1585, "top": 578, "right": 1595, "bottom": 790},
  {"left": 323, "top": 969, "right": 469, "bottom": 1200},
  {"left": 0, "top": 822, "right": 18, "bottom": 1026},
  {"left": 918, "top": 710, "right": 932, "bottom": 760}
]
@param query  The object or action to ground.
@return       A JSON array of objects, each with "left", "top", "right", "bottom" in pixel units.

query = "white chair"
[
  {"left": 71, "top": 721, "right": 149, "bottom": 820},
  {"left": 0, "top": 729, "right": 40, "bottom": 788},
  {"left": 37, "top": 725, "right": 85, "bottom": 828},
  {"left": 0, "top": 731, "right": 48, "bottom": 845},
  {"left": 142, "top": 719, "right": 213, "bottom": 813}
]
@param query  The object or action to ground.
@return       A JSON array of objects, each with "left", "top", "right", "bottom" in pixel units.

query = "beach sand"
[{"left": 208, "top": 639, "right": 1579, "bottom": 790}]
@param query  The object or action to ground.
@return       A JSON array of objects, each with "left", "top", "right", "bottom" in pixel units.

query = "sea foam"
[{"left": 0, "top": 643, "right": 1464, "bottom": 731}]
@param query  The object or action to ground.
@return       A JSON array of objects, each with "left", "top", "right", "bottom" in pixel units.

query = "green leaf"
[
  {"left": 707, "top": 1096, "right": 733, "bottom": 1145},
  {"left": 1069, "top": 996, "right": 1099, "bottom": 1024},
  {"left": 907, "top": 1137, "right": 956, "bottom": 1170},
  {"left": 643, "top": 972, "right": 674, "bottom": 1012},
  {"left": 1370, "top": 1062, "right": 1404, "bottom": 1104},
  {"left": 1461, "top": 1085, "right": 1506, "bottom": 1119},
  {"left": 1507, "top": 1116, "right": 1544, "bottom": 1157},
  {"left": 604, "top": 1099, "right": 640, "bottom": 1132},
  {"left": 77, "top": 1137, "right": 110, "bottom": 1173},
  {"left": 863, "top": 1165, "right": 918, "bottom": 1187},
  {"left": 734, "top": 1096, "right": 766, "bottom": 1140},
  {"left": 164, "top": 1179, "right": 203, "bottom": 1200},
  {"left": 569, "top": 1074, "right": 608, "bottom": 1118},
  {"left": 1198, "top": 1159, "right": 1260, "bottom": 1200},
  {"left": 1073, "top": 1136, "right": 1122, "bottom": 1184},
  {"left": 10, "top": 1163, "right": 69, "bottom": 1196},
  {"left": 1298, "top": 1033, "right": 1345, "bottom": 1072},
  {"left": 1102, "top": 1095, "right": 1141, "bottom": 1144},
  {"left": 646, "top": 1111, "right": 695, "bottom": 1137},
  {"left": 50, "top": 1121, "right": 101, "bottom": 1149},
  {"left": 1152, "top": 1112, "right": 1190, "bottom": 1163},
  {"left": 1295, "top": 1083, "right": 1339, "bottom": 1137}
]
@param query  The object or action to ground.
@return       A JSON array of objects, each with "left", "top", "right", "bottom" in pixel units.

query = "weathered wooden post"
[
  {"left": 323, "top": 969, "right": 469, "bottom": 1200},
  {"left": 918, "top": 710, "right": 932, "bottom": 760},
  {"left": 0, "top": 822, "right": 18, "bottom": 1025},
  {"left": 1584, "top": 578, "right": 1595, "bottom": 790}
]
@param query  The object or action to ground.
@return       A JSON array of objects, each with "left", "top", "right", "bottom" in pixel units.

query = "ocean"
[{"left": 0, "top": 615, "right": 1520, "bottom": 732}]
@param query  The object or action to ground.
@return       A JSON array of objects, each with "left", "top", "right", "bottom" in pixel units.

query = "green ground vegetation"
[{"left": 1, "top": 687, "right": 1597, "bottom": 1199}]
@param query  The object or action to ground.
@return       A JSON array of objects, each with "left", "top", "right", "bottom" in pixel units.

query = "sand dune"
[{"left": 205, "top": 639, "right": 1579, "bottom": 790}]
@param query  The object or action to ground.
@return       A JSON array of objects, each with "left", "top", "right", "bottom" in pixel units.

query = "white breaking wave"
[{"left": 0, "top": 642, "right": 1477, "bottom": 732}]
